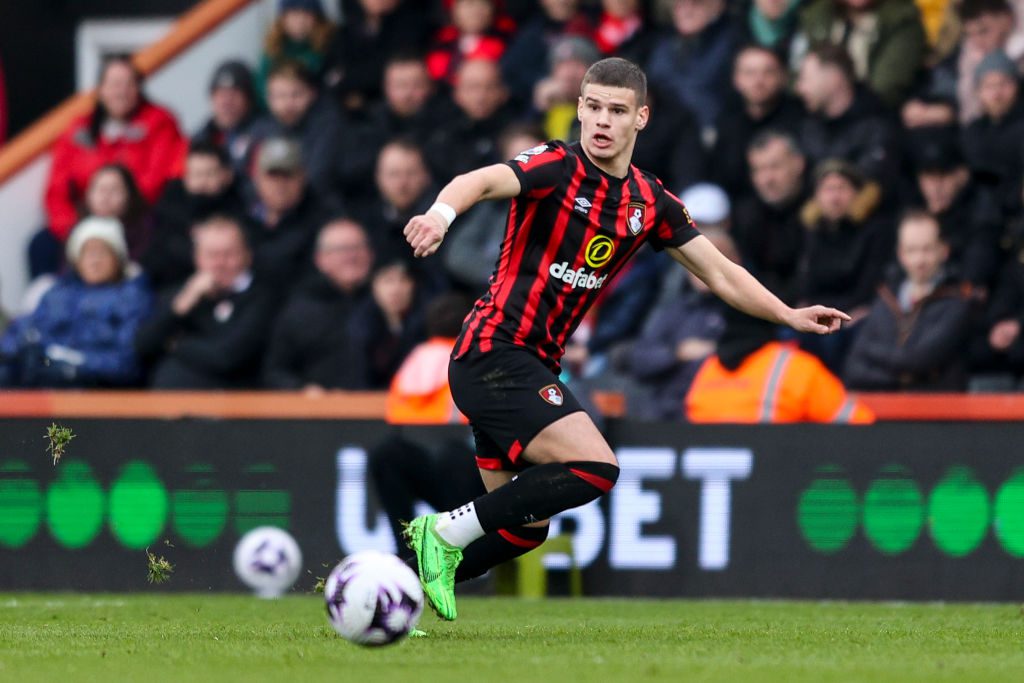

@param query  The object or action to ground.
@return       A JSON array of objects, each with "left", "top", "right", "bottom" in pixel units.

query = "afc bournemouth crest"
[
  {"left": 627, "top": 202, "right": 646, "bottom": 235},
  {"left": 539, "top": 384, "right": 564, "bottom": 406}
]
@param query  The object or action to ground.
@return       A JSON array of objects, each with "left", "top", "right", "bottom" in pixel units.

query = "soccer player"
[{"left": 402, "top": 58, "right": 848, "bottom": 620}]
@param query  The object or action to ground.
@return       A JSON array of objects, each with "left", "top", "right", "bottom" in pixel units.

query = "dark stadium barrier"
[{"left": 1, "top": 418, "right": 1022, "bottom": 600}]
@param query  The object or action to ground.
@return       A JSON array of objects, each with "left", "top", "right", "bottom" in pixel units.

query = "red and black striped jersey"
[{"left": 453, "top": 140, "right": 701, "bottom": 371}]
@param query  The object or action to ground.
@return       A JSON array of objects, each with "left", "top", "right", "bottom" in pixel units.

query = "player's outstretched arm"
[
  {"left": 670, "top": 235, "right": 850, "bottom": 335},
  {"left": 404, "top": 164, "right": 522, "bottom": 258}
]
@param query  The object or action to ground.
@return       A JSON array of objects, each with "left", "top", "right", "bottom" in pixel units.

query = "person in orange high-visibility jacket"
[
  {"left": 371, "top": 294, "right": 485, "bottom": 561},
  {"left": 386, "top": 336, "right": 467, "bottom": 425},
  {"left": 686, "top": 309, "right": 874, "bottom": 424}
]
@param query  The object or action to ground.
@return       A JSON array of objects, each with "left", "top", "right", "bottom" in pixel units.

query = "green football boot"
[{"left": 403, "top": 514, "right": 462, "bottom": 621}]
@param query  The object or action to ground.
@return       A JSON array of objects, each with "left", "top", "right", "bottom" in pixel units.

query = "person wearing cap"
[
  {"left": 962, "top": 50, "right": 1024, "bottom": 212},
  {"left": 245, "top": 135, "right": 332, "bottom": 290},
  {"left": 256, "top": 0, "right": 334, "bottom": 104},
  {"left": 193, "top": 60, "right": 258, "bottom": 175},
  {"left": 798, "top": 158, "right": 894, "bottom": 370},
  {"left": 142, "top": 141, "right": 247, "bottom": 292},
  {"left": 732, "top": 129, "right": 808, "bottom": 304},
  {"left": 135, "top": 215, "right": 277, "bottom": 389},
  {"left": 248, "top": 60, "right": 345, "bottom": 206},
  {"left": 913, "top": 126, "right": 1002, "bottom": 287},
  {"left": 844, "top": 210, "right": 974, "bottom": 391},
  {"left": 712, "top": 44, "right": 805, "bottom": 198},
  {"left": 646, "top": 0, "right": 740, "bottom": 131},
  {"left": 795, "top": 44, "right": 900, "bottom": 190},
  {"left": 0, "top": 217, "right": 152, "bottom": 387}
]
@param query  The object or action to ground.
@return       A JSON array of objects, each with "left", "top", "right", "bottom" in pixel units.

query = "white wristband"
[{"left": 429, "top": 202, "right": 457, "bottom": 230}]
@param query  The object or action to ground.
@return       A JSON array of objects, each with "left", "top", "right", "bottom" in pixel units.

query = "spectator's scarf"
[{"left": 748, "top": 0, "right": 800, "bottom": 48}]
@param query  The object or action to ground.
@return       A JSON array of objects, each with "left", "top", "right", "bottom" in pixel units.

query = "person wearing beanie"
[
  {"left": 0, "top": 217, "right": 153, "bottom": 387},
  {"left": 962, "top": 50, "right": 1024, "bottom": 213},
  {"left": 192, "top": 59, "right": 258, "bottom": 174}
]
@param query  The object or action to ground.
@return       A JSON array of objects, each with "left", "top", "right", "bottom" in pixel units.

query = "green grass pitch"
[{"left": 1, "top": 595, "right": 1022, "bottom": 683}]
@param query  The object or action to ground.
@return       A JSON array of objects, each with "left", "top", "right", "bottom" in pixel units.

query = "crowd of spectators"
[{"left": 5, "top": 0, "right": 1024, "bottom": 417}]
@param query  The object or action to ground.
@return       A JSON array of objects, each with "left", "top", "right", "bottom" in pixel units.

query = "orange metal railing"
[{"left": 0, "top": 390, "right": 1022, "bottom": 421}]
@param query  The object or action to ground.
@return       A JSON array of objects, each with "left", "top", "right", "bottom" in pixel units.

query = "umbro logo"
[{"left": 573, "top": 197, "right": 592, "bottom": 215}]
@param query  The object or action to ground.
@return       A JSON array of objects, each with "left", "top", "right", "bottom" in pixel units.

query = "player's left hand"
[
  {"left": 785, "top": 306, "right": 851, "bottom": 335},
  {"left": 403, "top": 213, "right": 447, "bottom": 258}
]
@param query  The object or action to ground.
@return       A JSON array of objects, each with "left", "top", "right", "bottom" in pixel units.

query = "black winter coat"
[
  {"left": 262, "top": 273, "right": 371, "bottom": 389},
  {"left": 844, "top": 270, "right": 973, "bottom": 391}
]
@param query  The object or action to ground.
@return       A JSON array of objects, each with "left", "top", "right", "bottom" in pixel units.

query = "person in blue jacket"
[{"left": 0, "top": 217, "right": 153, "bottom": 387}]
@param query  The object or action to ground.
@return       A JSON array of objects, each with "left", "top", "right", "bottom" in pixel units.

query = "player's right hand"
[{"left": 403, "top": 213, "right": 447, "bottom": 258}]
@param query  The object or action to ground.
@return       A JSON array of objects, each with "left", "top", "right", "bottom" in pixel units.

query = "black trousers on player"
[{"left": 368, "top": 428, "right": 486, "bottom": 561}]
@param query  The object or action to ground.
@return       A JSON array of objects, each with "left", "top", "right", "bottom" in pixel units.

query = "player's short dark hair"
[
  {"left": 581, "top": 57, "right": 647, "bottom": 107},
  {"left": 188, "top": 140, "right": 231, "bottom": 167},
  {"left": 959, "top": 0, "right": 1012, "bottom": 21},
  {"left": 805, "top": 43, "right": 857, "bottom": 85}
]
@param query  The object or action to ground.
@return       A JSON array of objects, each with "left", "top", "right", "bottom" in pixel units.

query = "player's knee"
[{"left": 566, "top": 461, "right": 619, "bottom": 496}]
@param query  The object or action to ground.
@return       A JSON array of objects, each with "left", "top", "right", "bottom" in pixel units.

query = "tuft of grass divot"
[
  {"left": 44, "top": 423, "right": 75, "bottom": 465},
  {"left": 146, "top": 550, "right": 174, "bottom": 584}
]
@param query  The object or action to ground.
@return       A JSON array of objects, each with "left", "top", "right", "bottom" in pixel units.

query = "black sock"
[
  {"left": 455, "top": 524, "right": 550, "bottom": 583},
  {"left": 472, "top": 461, "right": 618, "bottom": 532}
]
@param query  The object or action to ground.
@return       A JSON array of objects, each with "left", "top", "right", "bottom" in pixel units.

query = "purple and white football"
[{"left": 324, "top": 550, "right": 424, "bottom": 646}]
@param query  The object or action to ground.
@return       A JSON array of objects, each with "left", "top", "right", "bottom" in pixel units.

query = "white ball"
[
  {"left": 324, "top": 550, "right": 424, "bottom": 646},
  {"left": 232, "top": 526, "right": 303, "bottom": 598}
]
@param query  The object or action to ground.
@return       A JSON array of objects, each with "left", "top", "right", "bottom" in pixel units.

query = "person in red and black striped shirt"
[{"left": 401, "top": 58, "right": 849, "bottom": 622}]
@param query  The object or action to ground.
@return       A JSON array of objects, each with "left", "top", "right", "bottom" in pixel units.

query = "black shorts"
[{"left": 448, "top": 345, "right": 584, "bottom": 472}]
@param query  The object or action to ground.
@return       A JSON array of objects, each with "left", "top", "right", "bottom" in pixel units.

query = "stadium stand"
[{"left": 3, "top": 0, "right": 1024, "bottom": 412}]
